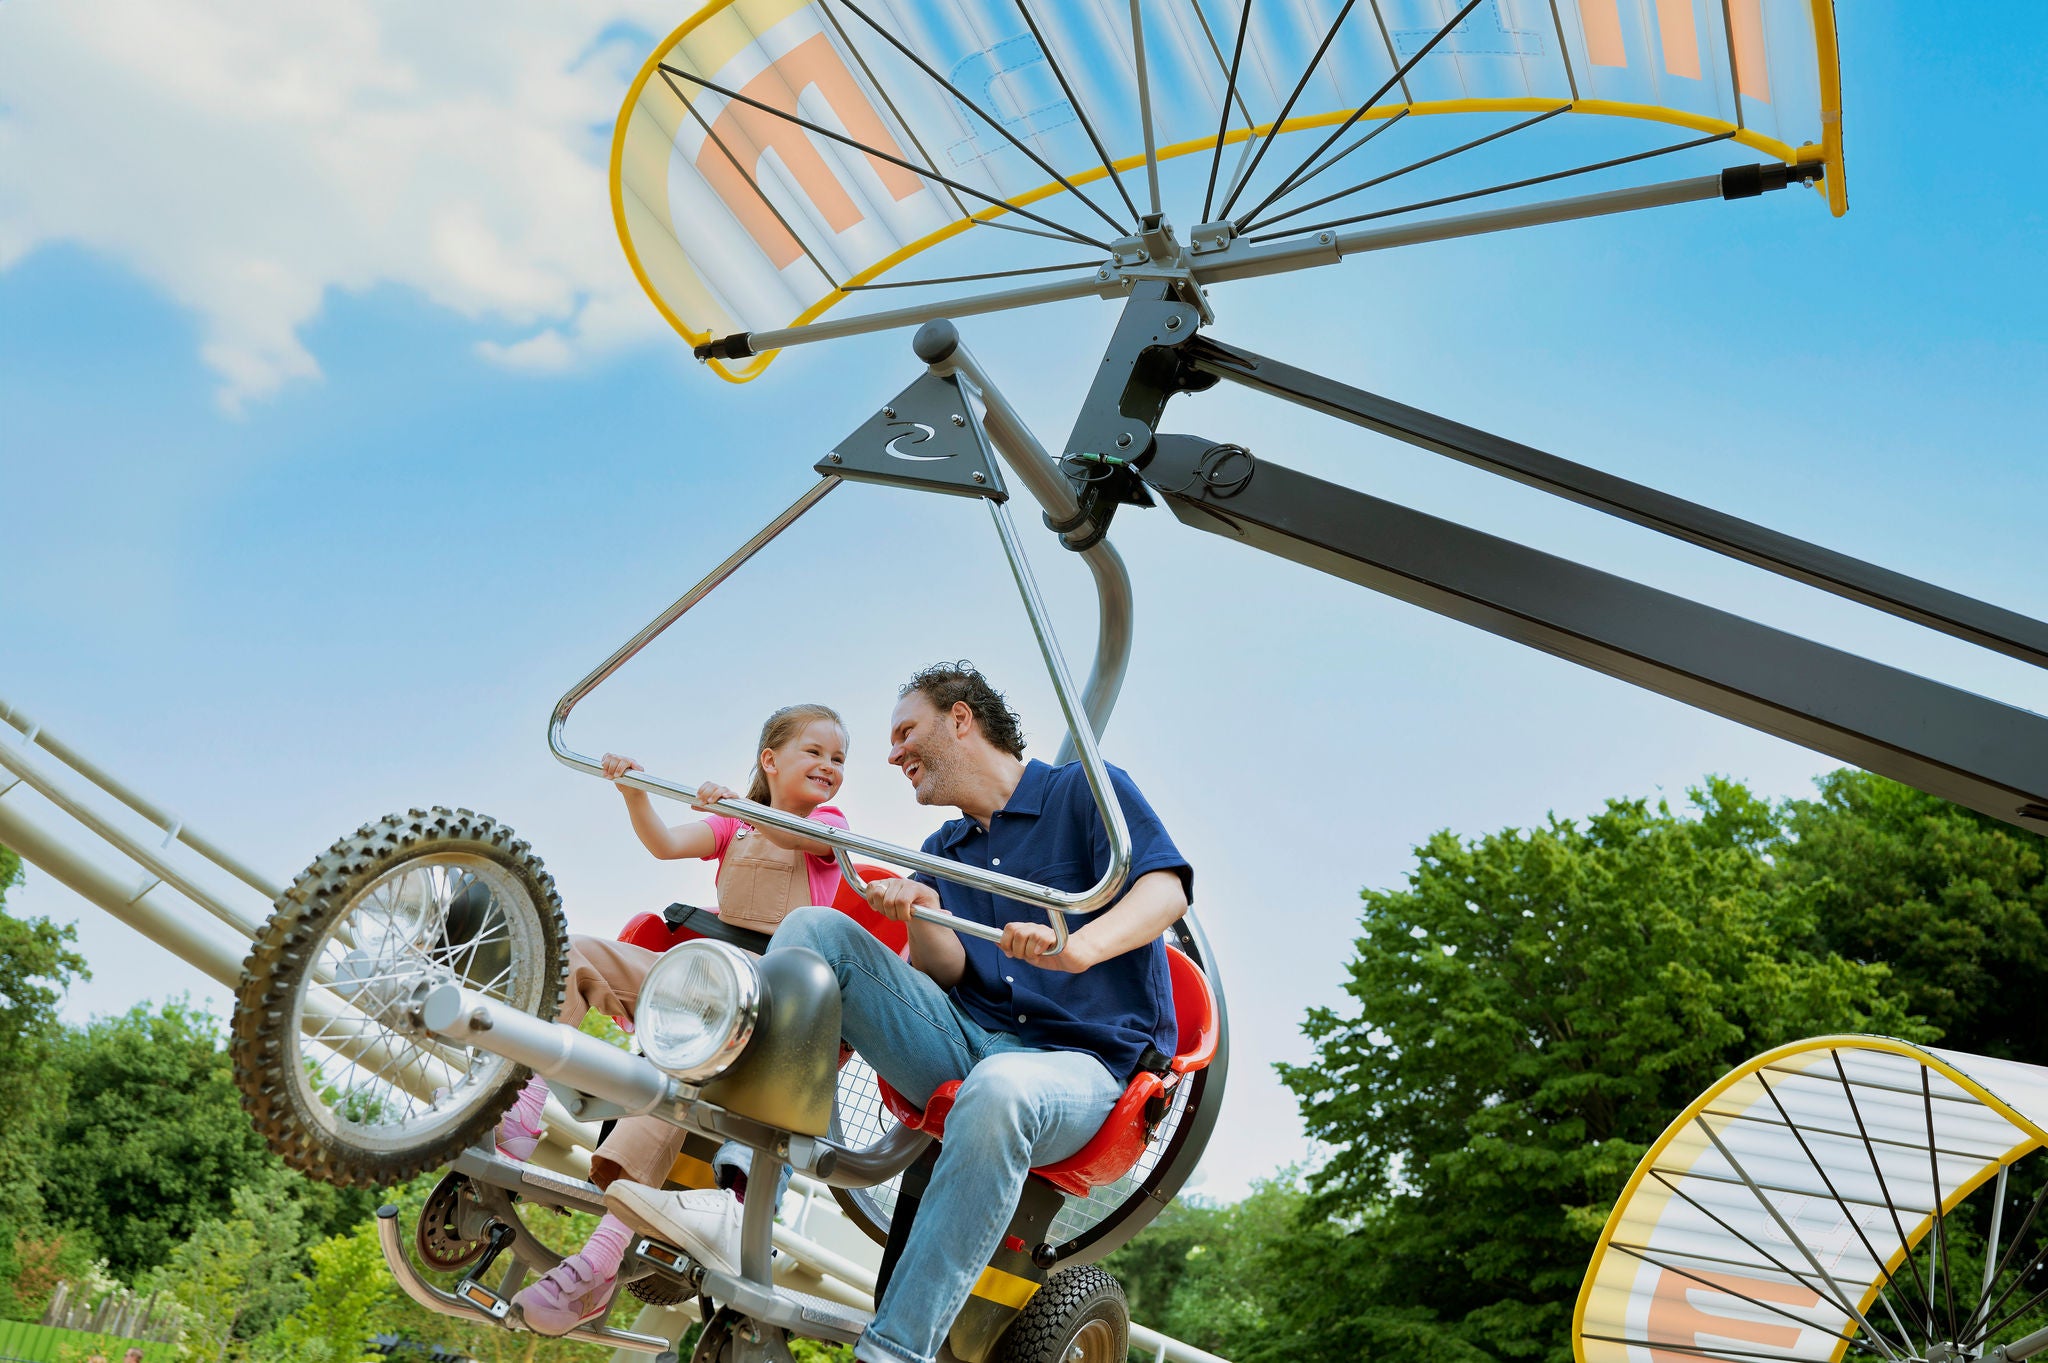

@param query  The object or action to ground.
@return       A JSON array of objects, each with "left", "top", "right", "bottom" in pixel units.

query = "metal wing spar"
[
  {"left": 1577, "top": 1037, "right": 2048, "bottom": 1363},
  {"left": 611, "top": 0, "right": 1845, "bottom": 380}
]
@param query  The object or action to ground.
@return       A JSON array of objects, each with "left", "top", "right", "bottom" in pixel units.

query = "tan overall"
[{"left": 564, "top": 824, "right": 824, "bottom": 1187}]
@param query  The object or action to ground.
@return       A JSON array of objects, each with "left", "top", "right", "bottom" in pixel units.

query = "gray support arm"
[
  {"left": 1145, "top": 434, "right": 2048, "bottom": 836},
  {"left": 923, "top": 324, "right": 1136, "bottom": 758}
]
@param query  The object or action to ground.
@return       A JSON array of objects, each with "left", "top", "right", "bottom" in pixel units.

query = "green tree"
[
  {"left": 145, "top": 1168, "right": 308, "bottom": 1363},
  {"left": 1101, "top": 1174, "right": 1325, "bottom": 1361},
  {"left": 1276, "top": 780, "right": 1929, "bottom": 1363},
  {"left": 38, "top": 1000, "right": 372, "bottom": 1286},
  {"left": 1781, "top": 769, "right": 2048, "bottom": 1061},
  {"left": 262, "top": 1220, "right": 392, "bottom": 1363},
  {"left": 0, "top": 849, "right": 93, "bottom": 1317},
  {"left": 40, "top": 1000, "right": 277, "bottom": 1280}
]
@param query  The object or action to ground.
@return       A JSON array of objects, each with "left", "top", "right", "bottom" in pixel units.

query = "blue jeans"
[
  {"left": 713, "top": 1139, "right": 793, "bottom": 1207},
  {"left": 770, "top": 907, "right": 1122, "bottom": 1363}
]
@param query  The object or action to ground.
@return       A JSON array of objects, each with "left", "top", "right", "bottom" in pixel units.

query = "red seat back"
[{"left": 830, "top": 865, "right": 909, "bottom": 956}]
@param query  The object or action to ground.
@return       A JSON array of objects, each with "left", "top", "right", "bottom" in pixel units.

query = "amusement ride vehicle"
[{"left": 186, "top": 1, "right": 2048, "bottom": 1361}]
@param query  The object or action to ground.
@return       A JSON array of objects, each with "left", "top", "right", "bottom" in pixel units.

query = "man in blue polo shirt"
[{"left": 609, "top": 660, "right": 1190, "bottom": 1363}]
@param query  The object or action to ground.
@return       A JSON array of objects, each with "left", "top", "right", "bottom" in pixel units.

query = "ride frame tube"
[
  {"left": 716, "top": 167, "right": 1769, "bottom": 358},
  {"left": 915, "top": 321, "right": 1137, "bottom": 760},
  {"left": 547, "top": 478, "right": 1133, "bottom": 950}
]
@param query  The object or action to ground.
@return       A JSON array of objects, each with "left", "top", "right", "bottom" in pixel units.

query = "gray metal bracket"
[
  {"left": 1050, "top": 282, "right": 1211, "bottom": 549},
  {"left": 817, "top": 371, "right": 1007, "bottom": 502}
]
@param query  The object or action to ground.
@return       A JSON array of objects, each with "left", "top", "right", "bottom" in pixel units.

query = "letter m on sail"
[{"left": 696, "top": 33, "right": 925, "bottom": 270}]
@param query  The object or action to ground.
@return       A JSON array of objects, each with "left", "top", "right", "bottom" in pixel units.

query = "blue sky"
[{"left": 2, "top": 5, "right": 2045, "bottom": 1200}]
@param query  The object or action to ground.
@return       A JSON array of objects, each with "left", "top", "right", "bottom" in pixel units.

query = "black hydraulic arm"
[
  {"left": 1037, "top": 285, "right": 2048, "bottom": 837},
  {"left": 1182, "top": 337, "right": 2048, "bottom": 671},
  {"left": 1143, "top": 433, "right": 2048, "bottom": 835}
]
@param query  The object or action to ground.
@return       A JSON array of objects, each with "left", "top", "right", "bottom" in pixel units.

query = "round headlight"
[{"left": 638, "top": 941, "right": 761, "bottom": 1081}]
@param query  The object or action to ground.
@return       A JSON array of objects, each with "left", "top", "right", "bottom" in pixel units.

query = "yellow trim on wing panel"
[
  {"left": 1570, "top": 1035, "right": 2046, "bottom": 1363},
  {"left": 610, "top": 2, "right": 1852, "bottom": 384}
]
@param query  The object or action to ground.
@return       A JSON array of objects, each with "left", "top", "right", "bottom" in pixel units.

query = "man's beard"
[{"left": 910, "top": 740, "right": 961, "bottom": 808}]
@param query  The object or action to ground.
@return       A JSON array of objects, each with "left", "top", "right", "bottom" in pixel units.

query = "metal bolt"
[
  {"left": 1097, "top": 267, "right": 1110, "bottom": 281},
  {"left": 1165, "top": 315, "right": 1182, "bottom": 331},
  {"left": 826, "top": 452, "right": 842, "bottom": 463},
  {"left": 1319, "top": 232, "right": 1333, "bottom": 245},
  {"left": 971, "top": 472, "right": 986, "bottom": 484},
  {"left": 469, "top": 1007, "right": 493, "bottom": 1032},
  {"left": 951, "top": 414, "right": 966, "bottom": 426},
  {"left": 1115, "top": 433, "right": 1133, "bottom": 449},
  {"left": 883, "top": 406, "right": 896, "bottom": 418}
]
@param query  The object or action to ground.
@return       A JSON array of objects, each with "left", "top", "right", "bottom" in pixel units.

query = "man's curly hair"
[{"left": 901, "top": 661, "right": 1026, "bottom": 758}]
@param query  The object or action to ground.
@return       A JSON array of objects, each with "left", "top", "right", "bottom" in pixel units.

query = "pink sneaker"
[{"left": 512, "top": 1253, "right": 616, "bottom": 1336}]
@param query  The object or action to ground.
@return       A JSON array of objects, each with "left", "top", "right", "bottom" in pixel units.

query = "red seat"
[
  {"left": 616, "top": 863, "right": 909, "bottom": 957},
  {"left": 875, "top": 943, "right": 1218, "bottom": 1198}
]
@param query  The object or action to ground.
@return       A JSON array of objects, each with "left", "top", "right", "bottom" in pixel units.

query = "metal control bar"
[{"left": 548, "top": 471, "right": 1134, "bottom": 952}]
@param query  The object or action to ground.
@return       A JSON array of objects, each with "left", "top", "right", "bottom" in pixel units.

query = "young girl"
[{"left": 505, "top": 703, "right": 851, "bottom": 1335}]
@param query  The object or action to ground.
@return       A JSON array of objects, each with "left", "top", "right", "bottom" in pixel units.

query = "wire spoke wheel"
[
  {"left": 231, "top": 807, "right": 567, "bottom": 1188},
  {"left": 1580, "top": 1040, "right": 2048, "bottom": 1363}
]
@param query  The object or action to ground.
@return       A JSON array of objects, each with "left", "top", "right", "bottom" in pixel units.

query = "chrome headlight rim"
[{"left": 639, "top": 939, "right": 762, "bottom": 1083}]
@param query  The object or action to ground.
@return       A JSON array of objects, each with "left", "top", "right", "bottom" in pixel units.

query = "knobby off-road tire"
[
  {"left": 231, "top": 807, "right": 568, "bottom": 1188},
  {"left": 995, "top": 1266, "right": 1128, "bottom": 1363}
]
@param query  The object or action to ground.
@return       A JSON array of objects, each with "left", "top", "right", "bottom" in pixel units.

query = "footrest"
[
  {"left": 452, "top": 1276, "right": 512, "bottom": 1321},
  {"left": 699, "top": 1270, "right": 874, "bottom": 1345}
]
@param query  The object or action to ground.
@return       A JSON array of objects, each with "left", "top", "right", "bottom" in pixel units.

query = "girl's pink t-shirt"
[{"left": 701, "top": 805, "right": 850, "bottom": 907}]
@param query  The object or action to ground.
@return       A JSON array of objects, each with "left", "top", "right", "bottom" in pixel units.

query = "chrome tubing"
[
  {"left": 421, "top": 984, "right": 678, "bottom": 1119},
  {"left": 814, "top": 1121, "right": 932, "bottom": 1189},
  {"left": 372, "top": 1207, "right": 673, "bottom": 1352},
  {"left": 941, "top": 343, "right": 1135, "bottom": 757},
  {"left": 548, "top": 475, "right": 843, "bottom": 764},
  {"left": 832, "top": 493, "right": 1135, "bottom": 952},
  {"left": 547, "top": 472, "right": 1133, "bottom": 931},
  {"left": 428, "top": 985, "right": 936, "bottom": 1188}
]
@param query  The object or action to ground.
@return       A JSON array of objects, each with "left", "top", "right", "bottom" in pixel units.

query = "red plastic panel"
[
  {"left": 1164, "top": 945, "right": 1219, "bottom": 1073},
  {"left": 618, "top": 910, "right": 694, "bottom": 954}
]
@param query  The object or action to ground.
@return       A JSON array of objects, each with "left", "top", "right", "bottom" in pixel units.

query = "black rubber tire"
[
  {"left": 230, "top": 807, "right": 568, "bottom": 1189},
  {"left": 995, "top": 1266, "right": 1128, "bottom": 1363}
]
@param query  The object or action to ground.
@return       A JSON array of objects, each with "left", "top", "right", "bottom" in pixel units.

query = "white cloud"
[{"left": 0, "top": 0, "right": 677, "bottom": 410}]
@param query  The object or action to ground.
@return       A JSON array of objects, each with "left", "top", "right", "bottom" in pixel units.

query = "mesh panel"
[
  {"left": 832, "top": 1052, "right": 902, "bottom": 1231},
  {"left": 1046, "top": 1070, "right": 1193, "bottom": 1248}
]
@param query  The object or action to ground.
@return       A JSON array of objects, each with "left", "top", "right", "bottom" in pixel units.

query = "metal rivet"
[
  {"left": 826, "top": 452, "right": 842, "bottom": 463},
  {"left": 1319, "top": 232, "right": 1333, "bottom": 245},
  {"left": 971, "top": 472, "right": 986, "bottom": 484},
  {"left": 469, "top": 1007, "right": 493, "bottom": 1031},
  {"left": 883, "top": 406, "right": 896, "bottom": 418},
  {"left": 951, "top": 413, "right": 966, "bottom": 426},
  {"left": 1097, "top": 268, "right": 1110, "bottom": 280},
  {"left": 1115, "top": 433, "right": 1133, "bottom": 448}
]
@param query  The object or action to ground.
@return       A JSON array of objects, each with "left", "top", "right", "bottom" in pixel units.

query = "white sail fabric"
[
  {"left": 1576, "top": 1038, "right": 2048, "bottom": 1363},
  {"left": 613, "top": 0, "right": 1845, "bottom": 379}
]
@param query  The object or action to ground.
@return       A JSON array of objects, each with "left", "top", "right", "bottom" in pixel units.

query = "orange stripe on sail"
[
  {"left": 1728, "top": 0, "right": 1770, "bottom": 101},
  {"left": 1580, "top": 0, "right": 1626, "bottom": 67},
  {"left": 1654, "top": 0, "right": 1701, "bottom": 79}
]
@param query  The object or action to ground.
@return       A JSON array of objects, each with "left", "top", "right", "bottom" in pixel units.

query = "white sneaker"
[{"left": 604, "top": 1182, "right": 743, "bottom": 1277}]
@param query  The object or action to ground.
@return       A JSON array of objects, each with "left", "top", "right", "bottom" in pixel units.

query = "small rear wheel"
[
  {"left": 231, "top": 807, "right": 567, "bottom": 1188},
  {"left": 995, "top": 1266, "right": 1128, "bottom": 1363}
]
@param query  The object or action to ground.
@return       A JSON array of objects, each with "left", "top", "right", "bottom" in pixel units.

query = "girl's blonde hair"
[{"left": 746, "top": 703, "right": 848, "bottom": 805}]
